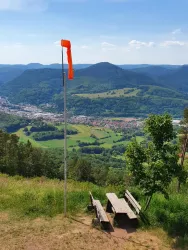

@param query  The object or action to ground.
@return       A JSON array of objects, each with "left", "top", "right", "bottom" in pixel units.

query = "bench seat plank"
[
  {"left": 125, "top": 193, "right": 140, "bottom": 214},
  {"left": 94, "top": 200, "right": 109, "bottom": 222},
  {"left": 89, "top": 192, "right": 109, "bottom": 223},
  {"left": 125, "top": 190, "right": 141, "bottom": 210}
]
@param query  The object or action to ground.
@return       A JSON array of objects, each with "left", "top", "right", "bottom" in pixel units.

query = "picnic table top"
[
  {"left": 106, "top": 193, "right": 137, "bottom": 219},
  {"left": 106, "top": 193, "right": 128, "bottom": 213},
  {"left": 119, "top": 198, "right": 137, "bottom": 219}
]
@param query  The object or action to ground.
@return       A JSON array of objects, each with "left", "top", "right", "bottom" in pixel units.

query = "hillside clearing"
[
  {"left": 0, "top": 175, "right": 172, "bottom": 250},
  {"left": 75, "top": 88, "right": 140, "bottom": 99}
]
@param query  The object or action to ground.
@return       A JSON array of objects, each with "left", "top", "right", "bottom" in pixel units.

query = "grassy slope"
[
  {"left": 75, "top": 88, "right": 140, "bottom": 98},
  {"left": 0, "top": 173, "right": 119, "bottom": 217},
  {"left": 74, "top": 85, "right": 187, "bottom": 103}
]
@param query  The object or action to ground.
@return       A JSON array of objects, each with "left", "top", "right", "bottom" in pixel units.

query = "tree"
[
  {"left": 91, "top": 165, "right": 109, "bottom": 186},
  {"left": 106, "top": 168, "right": 125, "bottom": 186},
  {"left": 126, "top": 113, "right": 181, "bottom": 211},
  {"left": 177, "top": 107, "right": 188, "bottom": 192},
  {"left": 69, "top": 158, "right": 92, "bottom": 182},
  {"left": 0, "top": 130, "right": 60, "bottom": 179}
]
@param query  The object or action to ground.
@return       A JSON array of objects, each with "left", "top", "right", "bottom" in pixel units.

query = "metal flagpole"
[{"left": 62, "top": 45, "right": 67, "bottom": 217}]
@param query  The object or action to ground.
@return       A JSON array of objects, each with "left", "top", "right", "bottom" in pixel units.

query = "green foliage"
[
  {"left": 0, "top": 112, "right": 30, "bottom": 133},
  {"left": 67, "top": 153, "right": 125, "bottom": 186},
  {"left": 32, "top": 131, "right": 64, "bottom": 141},
  {"left": 106, "top": 168, "right": 125, "bottom": 186},
  {"left": 148, "top": 189, "right": 188, "bottom": 238},
  {"left": 0, "top": 130, "right": 60, "bottom": 178},
  {"left": 126, "top": 114, "right": 182, "bottom": 210},
  {"left": 69, "top": 158, "right": 92, "bottom": 182},
  {"left": 54, "top": 94, "right": 188, "bottom": 117},
  {"left": 144, "top": 113, "right": 174, "bottom": 149},
  {"left": 30, "top": 122, "right": 57, "bottom": 132},
  {"left": 0, "top": 173, "right": 117, "bottom": 217},
  {"left": 129, "top": 183, "right": 188, "bottom": 238}
]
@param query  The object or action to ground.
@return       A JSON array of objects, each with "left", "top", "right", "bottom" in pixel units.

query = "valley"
[{"left": 14, "top": 123, "right": 143, "bottom": 151}]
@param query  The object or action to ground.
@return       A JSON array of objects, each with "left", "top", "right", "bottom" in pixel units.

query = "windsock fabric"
[{"left": 61, "top": 40, "right": 74, "bottom": 80}]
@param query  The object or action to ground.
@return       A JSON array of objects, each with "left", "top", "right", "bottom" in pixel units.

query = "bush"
[{"left": 147, "top": 193, "right": 188, "bottom": 237}]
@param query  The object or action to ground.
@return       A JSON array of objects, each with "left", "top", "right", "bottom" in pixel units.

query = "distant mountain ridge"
[
  {"left": 0, "top": 63, "right": 92, "bottom": 70},
  {"left": 0, "top": 67, "right": 25, "bottom": 83},
  {"left": 0, "top": 62, "right": 187, "bottom": 117},
  {"left": 0, "top": 62, "right": 157, "bottom": 105},
  {"left": 159, "top": 65, "right": 188, "bottom": 92},
  {"left": 132, "top": 66, "right": 175, "bottom": 77}
]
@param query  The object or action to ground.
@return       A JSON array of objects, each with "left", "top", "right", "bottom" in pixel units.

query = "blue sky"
[{"left": 0, "top": 0, "right": 188, "bottom": 64}]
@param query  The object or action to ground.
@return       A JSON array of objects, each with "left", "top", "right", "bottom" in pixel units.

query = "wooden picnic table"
[{"left": 106, "top": 193, "right": 137, "bottom": 220}]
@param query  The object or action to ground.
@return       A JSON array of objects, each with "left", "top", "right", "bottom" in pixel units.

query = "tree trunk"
[
  {"left": 177, "top": 180, "right": 181, "bottom": 193},
  {"left": 144, "top": 194, "right": 153, "bottom": 211},
  {"left": 177, "top": 135, "right": 188, "bottom": 192}
]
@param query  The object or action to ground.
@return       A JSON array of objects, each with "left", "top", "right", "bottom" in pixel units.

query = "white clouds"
[
  {"left": 128, "top": 39, "right": 187, "bottom": 49},
  {"left": 172, "top": 28, "right": 182, "bottom": 35},
  {"left": 129, "top": 40, "right": 155, "bottom": 49},
  {"left": 102, "top": 42, "right": 116, "bottom": 47},
  {"left": 1, "top": 34, "right": 188, "bottom": 65},
  {"left": 160, "top": 40, "right": 186, "bottom": 47},
  {"left": 1, "top": 41, "right": 188, "bottom": 65},
  {"left": 101, "top": 42, "right": 116, "bottom": 51}
]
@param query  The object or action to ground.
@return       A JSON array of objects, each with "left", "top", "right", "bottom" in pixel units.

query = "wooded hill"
[{"left": 0, "top": 62, "right": 188, "bottom": 117}]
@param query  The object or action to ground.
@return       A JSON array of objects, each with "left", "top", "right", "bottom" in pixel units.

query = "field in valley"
[
  {"left": 75, "top": 88, "right": 140, "bottom": 99},
  {"left": 14, "top": 124, "right": 140, "bottom": 150}
]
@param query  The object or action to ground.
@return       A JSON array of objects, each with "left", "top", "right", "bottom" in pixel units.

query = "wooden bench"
[
  {"left": 89, "top": 192, "right": 110, "bottom": 227},
  {"left": 106, "top": 193, "right": 137, "bottom": 220},
  {"left": 124, "top": 190, "right": 141, "bottom": 215}
]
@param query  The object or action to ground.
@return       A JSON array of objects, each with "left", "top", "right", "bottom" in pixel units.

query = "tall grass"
[
  {"left": 129, "top": 181, "right": 188, "bottom": 240},
  {"left": 0, "top": 174, "right": 120, "bottom": 218}
]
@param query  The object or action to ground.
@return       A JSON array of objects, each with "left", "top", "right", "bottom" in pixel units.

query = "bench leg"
[{"left": 106, "top": 200, "right": 113, "bottom": 213}]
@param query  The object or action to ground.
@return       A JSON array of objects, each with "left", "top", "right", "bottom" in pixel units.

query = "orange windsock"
[{"left": 61, "top": 39, "right": 74, "bottom": 80}]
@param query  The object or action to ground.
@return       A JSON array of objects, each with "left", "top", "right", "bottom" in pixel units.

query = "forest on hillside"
[{"left": 1, "top": 63, "right": 188, "bottom": 117}]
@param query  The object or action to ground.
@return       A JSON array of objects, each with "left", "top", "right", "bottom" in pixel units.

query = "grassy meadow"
[
  {"left": 75, "top": 88, "right": 140, "bottom": 99},
  {"left": 14, "top": 123, "right": 138, "bottom": 150},
  {"left": 0, "top": 173, "right": 120, "bottom": 218}
]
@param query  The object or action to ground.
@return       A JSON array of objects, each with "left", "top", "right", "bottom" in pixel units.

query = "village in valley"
[{"left": 0, "top": 96, "right": 146, "bottom": 130}]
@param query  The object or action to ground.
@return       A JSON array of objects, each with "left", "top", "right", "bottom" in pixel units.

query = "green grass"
[
  {"left": 75, "top": 88, "right": 140, "bottom": 99},
  {"left": 0, "top": 173, "right": 120, "bottom": 218},
  {"left": 15, "top": 128, "right": 45, "bottom": 148},
  {"left": 14, "top": 124, "right": 129, "bottom": 150}
]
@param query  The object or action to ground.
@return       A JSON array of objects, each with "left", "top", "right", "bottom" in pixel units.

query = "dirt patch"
[{"left": 0, "top": 213, "right": 173, "bottom": 250}]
